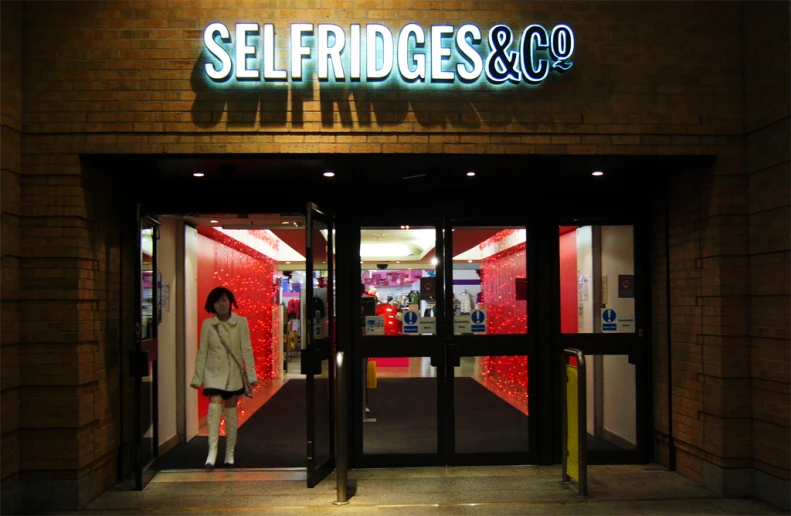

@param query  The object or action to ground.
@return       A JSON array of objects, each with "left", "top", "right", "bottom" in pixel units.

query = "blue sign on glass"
[
  {"left": 471, "top": 309, "right": 486, "bottom": 333},
  {"left": 602, "top": 309, "right": 616, "bottom": 332},
  {"left": 403, "top": 310, "right": 419, "bottom": 334}
]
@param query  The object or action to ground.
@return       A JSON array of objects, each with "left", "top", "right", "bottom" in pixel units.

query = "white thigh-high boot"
[
  {"left": 205, "top": 403, "right": 222, "bottom": 468},
  {"left": 223, "top": 405, "right": 238, "bottom": 467}
]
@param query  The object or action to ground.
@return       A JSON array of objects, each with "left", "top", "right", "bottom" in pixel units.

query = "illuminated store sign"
[{"left": 203, "top": 22, "right": 574, "bottom": 86}]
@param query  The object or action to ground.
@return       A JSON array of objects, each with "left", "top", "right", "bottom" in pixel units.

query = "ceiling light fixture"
[
  {"left": 209, "top": 219, "right": 218, "bottom": 224},
  {"left": 467, "top": 171, "right": 476, "bottom": 177},
  {"left": 193, "top": 172, "right": 205, "bottom": 177},
  {"left": 592, "top": 170, "right": 604, "bottom": 176},
  {"left": 431, "top": 257, "right": 439, "bottom": 266},
  {"left": 281, "top": 220, "right": 290, "bottom": 225},
  {"left": 468, "top": 259, "right": 473, "bottom": 263},
  {"left": 323, "top": 171, "right": 335, "bottom": 177}
]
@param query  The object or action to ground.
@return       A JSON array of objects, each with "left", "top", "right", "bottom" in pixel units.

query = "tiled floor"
[{"left": 50, "top": 464, "right": 787, "bottom": 515}]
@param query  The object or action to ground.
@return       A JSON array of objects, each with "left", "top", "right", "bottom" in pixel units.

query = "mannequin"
[{"left": 190, "top": 286, "right": 258, "bottom": 468}]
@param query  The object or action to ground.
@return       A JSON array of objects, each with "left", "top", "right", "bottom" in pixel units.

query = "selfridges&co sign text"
[{"left": 203, "top": 22, "right": 575, "bottom": 86}]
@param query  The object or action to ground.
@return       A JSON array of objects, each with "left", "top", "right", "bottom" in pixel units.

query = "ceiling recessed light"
[
  {"left": 281, "top": 220, "right": 290, "bottom": 225},
  {"left": 468, "top": 259, "right": 473, "bottom": 263},
  {"left": 193, "top": 172, "right": 205, "bottom": 177},
  {"left": 286, "top": 261, "right": 291, "bottom": 264},
  {"left": 592, "top": 170, "right": 604, "bottom": 176},
  {"left": 467, "top": 171, "right": 476, "bottom": 177},
  {"left": 209, "top": 219, "right": 218, "bottom": 224},
  {"left": 396, "top": 261, "right": 401, "bottom": 264},
  {"left": 323, "top": 171, "right": 335, "bottom": 177},
  {"left": 431, "top": 257, "right": 439, "bottom": 266}
]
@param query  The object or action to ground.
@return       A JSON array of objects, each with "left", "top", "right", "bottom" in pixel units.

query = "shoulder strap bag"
[{"left": 214, "top": 325, "right": 253, "bottom": 398}]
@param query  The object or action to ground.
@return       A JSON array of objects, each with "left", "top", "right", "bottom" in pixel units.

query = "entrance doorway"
[
  {"left": 142, "top": 206, "right": 335, "bottom": 487},
  {"left": 353, "top": 219, "right": 538, "bottom": 467}
]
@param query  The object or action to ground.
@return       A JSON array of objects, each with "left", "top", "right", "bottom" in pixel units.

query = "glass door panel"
[
  {"left": 586, "top": 354, "right": 637, "bottom": 452},
  {"left": 363, "top": 357, "right": 438, "bottom": 455},
  {"left": 559, "top": 225, "right": 635, "bottom": 335},
  {"left": 357, "top": 223, "right": 444, "bottom": 465},
  {"left": 446, "top": 224, "right": 535, "bottom": 464},
  {"left": 454, "top": 354, "right": 529, "bottom": 454},
  {"left": 557, "top": 222, "right": 647, "bottom": 464},
  {"left": 304, "top": 203, "right": 334, "bottom": 488},
  {"left": 135, "top": 214, "right": 159, "bottom": 490}
]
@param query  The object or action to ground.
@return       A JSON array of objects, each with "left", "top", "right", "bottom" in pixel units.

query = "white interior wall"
[
  {"left": 185, "top": 225, "right": 199, "bottom": 440},
  {"left": 157, "top": 217, "right": 177, "bottom": 447},
  {"left": 576, "top": 226, "right": 594, "bottom": 333},
  {"left": 600, "top": 226, "right": 636, "bottom": 444},
  {"left": 601, "top": 226, "right": 635, "bottom": 330},
  {"left": 602, "top": 354, "right": 637, "bottom": 444}
]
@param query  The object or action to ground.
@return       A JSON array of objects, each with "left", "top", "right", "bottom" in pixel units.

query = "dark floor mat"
[{"left": 153, "top": 379, "right": 306, "bottom": 469}]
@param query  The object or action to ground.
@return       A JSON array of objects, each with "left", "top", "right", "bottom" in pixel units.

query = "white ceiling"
[{"left": 175, "top": 214, "right": 491, "bottom": 266}]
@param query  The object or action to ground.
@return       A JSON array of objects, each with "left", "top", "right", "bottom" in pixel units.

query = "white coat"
[{"left": 190, "top": 312, "right": 258, "bottom": 391}]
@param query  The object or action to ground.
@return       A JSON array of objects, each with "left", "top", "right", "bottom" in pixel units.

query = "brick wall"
[
  {"left": 1, "top": 1, "right": 23, "bottom": 514},
  {"left": 744, "top": 0, "right": 791, "bottom": 490},
  {"left": 3, "top": 0, "right": 789, "bottom": 511}
]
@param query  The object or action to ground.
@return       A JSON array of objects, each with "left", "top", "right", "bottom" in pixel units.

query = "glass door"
[
  {"left": 444, "top": 221, "right": 536, "bottom": 465},
  {"left": 133, "top": 212, "right": 160, "bottom": 490},
  {"left": 555, "top": 221, "right": 650, "bottom": 464},
  {"left": 302, "top": 203, "right": 335, "bottom": 487},
  {"left": 355, "top": 219, "right": 446, "bottom": 466},
  {"left": 354, "top": 218, "right": 537, "bottom": 467}
]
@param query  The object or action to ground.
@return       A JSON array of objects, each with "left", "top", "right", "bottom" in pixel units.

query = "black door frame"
[
  {"left": 550, "top": 213, "right": 654, "bottom": 465},
  {"left": 303, "top": 202, "right": 337, "bottom": 487},
  {"left": 119, "top": 153, "right": 662, "bottom": 475},
  {"left": 133, "top": 210, "right": 160, "bottom": 490},
  {"left": 349, "top": 210, "right": 540, "bottom": 468}
]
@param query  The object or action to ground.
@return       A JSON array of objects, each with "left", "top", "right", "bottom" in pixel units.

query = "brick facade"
[
  {"left": 1, "top": 1, "right": 23, "bottom": 513},
  {"left": 0, "top": 1, "right": 788, "bottom": 513}
]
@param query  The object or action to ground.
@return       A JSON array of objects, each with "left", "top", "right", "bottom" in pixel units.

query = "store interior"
[{"left": 149, "top": 215, "right": 637, "bottom": 469}]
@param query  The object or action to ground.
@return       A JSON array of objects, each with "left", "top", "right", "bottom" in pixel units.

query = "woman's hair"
[{"left": 204, "top": 287, "right": 239, "bottom": 314}]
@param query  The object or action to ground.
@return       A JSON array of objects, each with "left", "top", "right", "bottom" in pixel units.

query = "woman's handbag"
[{"left": 214, "top": 325, "right": 253, "bottom": 398}]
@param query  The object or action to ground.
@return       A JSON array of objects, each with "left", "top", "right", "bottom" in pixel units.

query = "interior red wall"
[
  {"left": 481, "top": 240, "right": 527, "bottom": 335},
  {"left": 559, "top": 227, "right": 579, "bottom": 334},
  {"left": 480, "top": 233, "right": 528, "bottom": 412},
  {"left": 196, "top": 231, "right": 278, "bottom": 419}
]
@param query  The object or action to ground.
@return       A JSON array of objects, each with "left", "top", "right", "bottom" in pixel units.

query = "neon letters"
[{"left": 203, "top": 22, "right": 574, "bottom": 86}]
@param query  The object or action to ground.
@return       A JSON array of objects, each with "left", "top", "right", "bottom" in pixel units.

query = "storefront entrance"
[{"left": 118, "top": 153, "right": 660, "bottom": 486}]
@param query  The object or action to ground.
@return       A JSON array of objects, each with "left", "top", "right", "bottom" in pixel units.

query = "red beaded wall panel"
[{"left": 479, "top": 231, "right": 528, "bottom": 413}]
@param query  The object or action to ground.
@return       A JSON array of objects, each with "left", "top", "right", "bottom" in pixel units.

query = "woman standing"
[{"left": 190, "top": 287, "right": 258, "bottom": 468}]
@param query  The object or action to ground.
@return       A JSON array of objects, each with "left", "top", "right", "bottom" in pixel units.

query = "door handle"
[
  {"left": 447, "top": 342, "right": 461, "bottom": 368},
  {"left": 300, "top": 348, "right": 322, "bottom": 375}
]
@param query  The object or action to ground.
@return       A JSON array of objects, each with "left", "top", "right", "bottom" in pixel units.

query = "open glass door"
[
  {"left": 133, "top": 212, "right": 160, "bottom": 489},
  {"left": 302, "top": 203, "right": 335, "bottom": 487}
]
